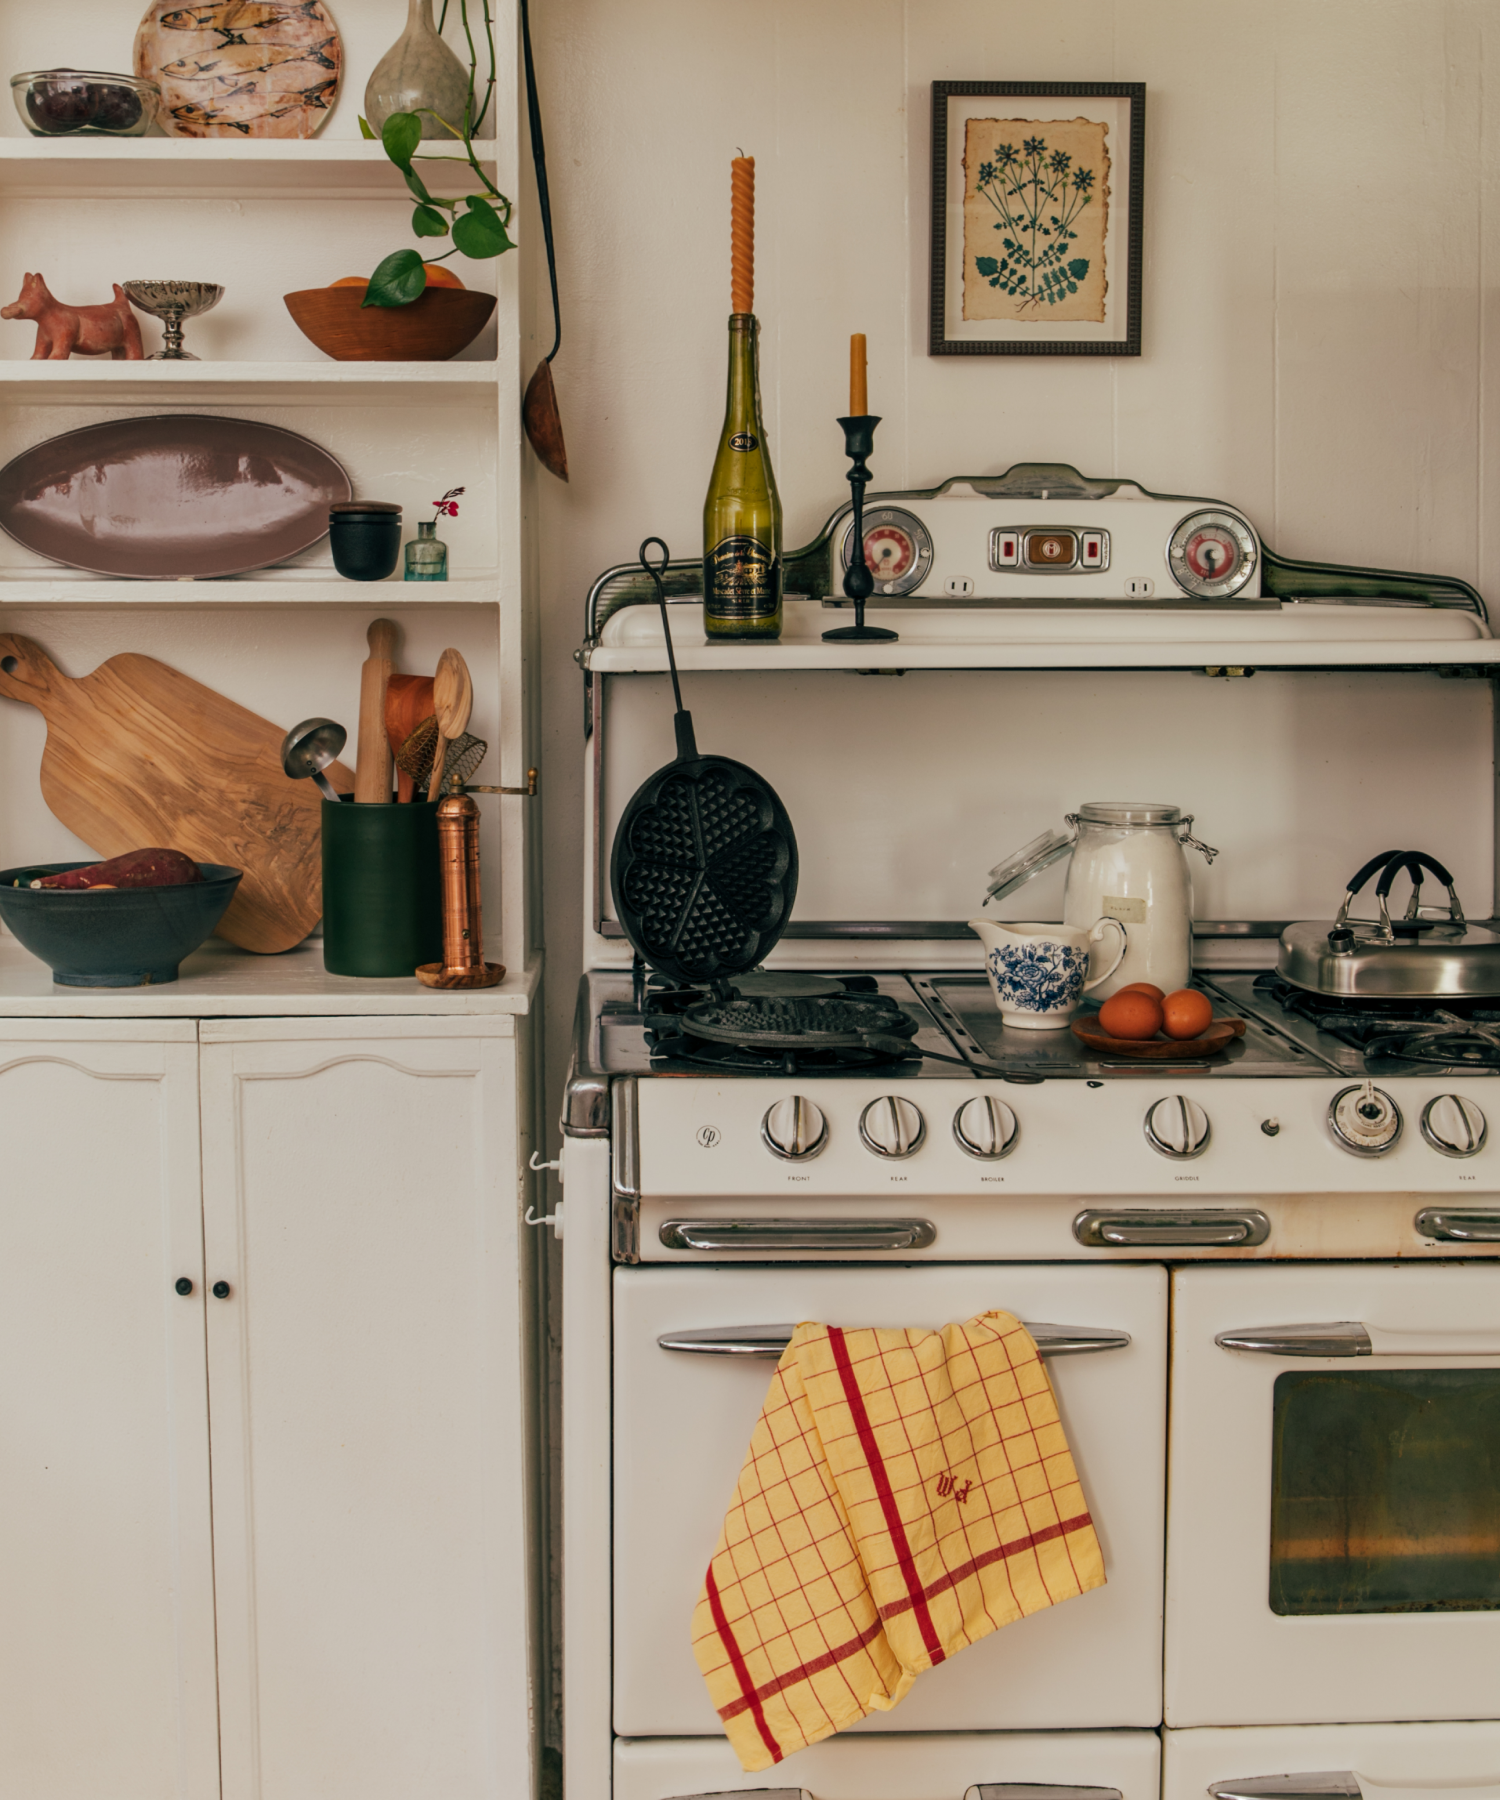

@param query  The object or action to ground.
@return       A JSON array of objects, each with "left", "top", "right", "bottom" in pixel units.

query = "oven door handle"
[
  {"left": 658, "top": 1321, "right": 1132, "bottom": 1359},
  {"left": 967, "top": 1787, "right": 1124, "bottom": 1800},
  {"left": 658, "top": 1217, "right": 936, "bottom": 1252},
  {"left": 1216, "top": 1321, "right": 1500, "bottom": 1357},
  {"left": 1209, "top": 1775, "right": 1361, "bottom": 1800},
  {"left": 659, "top": 1790, "right": 811, "bottom": 1800}
]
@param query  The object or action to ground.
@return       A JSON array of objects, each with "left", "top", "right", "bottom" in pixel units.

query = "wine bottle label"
[
  {"left": 705, "top": 536, "right": 779, "bottom": 618},
  {"left": 729, "top": 432, "right": 759, "bottom": 451}
]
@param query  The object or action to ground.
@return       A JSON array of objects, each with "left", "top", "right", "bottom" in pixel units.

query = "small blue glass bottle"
[{"left": 404, "top": 518, "right": 448, "bottom": 581}]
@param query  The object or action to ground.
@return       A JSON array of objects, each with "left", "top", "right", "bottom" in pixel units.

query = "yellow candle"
[{"left": 849, "top": 332, "right": 868, "bottom": 415}]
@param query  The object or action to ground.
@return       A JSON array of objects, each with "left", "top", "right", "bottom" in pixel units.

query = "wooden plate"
[{"left": 1070, "top": 1015, "right": 1248, "bottom": 1059}]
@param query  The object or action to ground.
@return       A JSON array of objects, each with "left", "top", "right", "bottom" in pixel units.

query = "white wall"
[{"left": 532, "top": 0, "right": 1500, "bottom": 1123}]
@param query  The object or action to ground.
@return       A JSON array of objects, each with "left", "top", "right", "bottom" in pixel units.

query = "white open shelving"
[{"left": 0, "top": 358, "right": 499, "bottom": 401}]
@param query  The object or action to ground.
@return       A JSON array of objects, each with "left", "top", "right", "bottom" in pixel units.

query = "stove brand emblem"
[
  {"left": 697, "top": 1125, "right": 721, "bottom": 1149},
  {"left": 935, "top": 1472, "right": 973, "bottom": 1505}
]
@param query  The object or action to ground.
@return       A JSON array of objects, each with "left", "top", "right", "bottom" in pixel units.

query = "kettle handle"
[{"left": 1081, "top": 917, "right": 1128, "bottom": 991}]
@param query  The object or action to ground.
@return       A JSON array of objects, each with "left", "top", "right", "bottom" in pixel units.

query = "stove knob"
[
  {"left": 1328, "top": 1082, "right": 1403, "bottom": 1156},
  {"left": 761, "top": 1096, "right": 827, "bottom": 1161},
  {"left": 953, "top": 1095, "right": 1019, "bottom": 1160},
  {"left": 859, "top": 1096, "right": 926, "bottom": 1159},
  {"left": 1144, "top": 1095, "right": 1211, "bottom": 1160},
  {"left": 1421, "top": 1094, "right": 1488, "bottom": 1159}
]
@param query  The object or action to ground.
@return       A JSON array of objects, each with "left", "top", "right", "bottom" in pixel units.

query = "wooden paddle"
[{"left": 0, "top": 633, "right": 353, "bottom": 954}]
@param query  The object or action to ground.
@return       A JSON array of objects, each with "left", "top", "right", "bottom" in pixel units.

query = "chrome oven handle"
[
  {"left": 660, "top": 1790, "right": 810, "bottom": 1800},
  {"left": 968, "top": 1788, "right": 1124, "bottom": 1800},
  {"left": 1074, "top": 1208, "right": 1270, "bottom": 1248},
  {"left": 658, "top": 1322, "right": 1132, "bottom": 1359},
  {"left": 1210, "top": 1776, "right": 1361, "bottom": 1800},
  {"left": 1416, "top": 1207, "right": 1500, "bottom": 1242},
  {"left": 1217, "top": 1322, "right": 1500, "bottom": 1357},
  {"left": 658, "top": 1218, "right": 935, "bottom": 1252}
]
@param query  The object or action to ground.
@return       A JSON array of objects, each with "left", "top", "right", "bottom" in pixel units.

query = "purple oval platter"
[{"left": 0, "top": 414, "right": 353, "bottom": 579}]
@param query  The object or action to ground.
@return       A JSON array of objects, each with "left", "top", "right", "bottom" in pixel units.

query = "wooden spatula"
[{"left": 431, "top": 648, "right": 473, "bottom": 800}]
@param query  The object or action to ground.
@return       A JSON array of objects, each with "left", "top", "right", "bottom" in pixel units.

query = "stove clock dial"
[
  {"left": 1421, "top": 1094, "right": 1488, "bottom": 1158},
  {"left": 953, "top": 1095, "right": 1019, "bottom": 1160},
  {"left": 1166, "top": 508, "right": 1258, "bottom": 599},
  {"left": 1144, "top": 1095, "right": 1211, "bottom": 1160},
  {"left": 840, "top": 507, "right": 934, "bottom": 598},
  {"left": 860, "top": 1096, "right": 926, "bottom": 1159},
  {"left": 761, "top": 1095, "right": 828, "bottom": 1161},
  {"left": 1328, "top": 1082, "right": 1402, "bottom": 1156}
]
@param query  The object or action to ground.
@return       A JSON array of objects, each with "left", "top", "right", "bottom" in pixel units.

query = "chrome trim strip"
[
  {"left": 658, "top": 1218, "right": 937, "bottom": 1253},
  {"left": 1416, "top": 1206, "right": 1500, "bottom": 1242},
  {"left": 1073, "top": 1207, "right": 1271, "bottom": 1248},
  {"left": 658, "top": 1321, "right": 1131, "bottom": 1358},
  {"left": 1209, "top": 1776, "right": 1361, "bottom": 1800},
  {"left": 970, "top": 1787, "right": 1124, "bottom": 1800}
]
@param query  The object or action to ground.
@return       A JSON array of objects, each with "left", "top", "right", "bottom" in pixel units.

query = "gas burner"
[
  {"left": 1252, "top": 973, "right": 1500, "bottom": 1069},
  {"left": 1364, "top": 1027, "right": 1500, "bottom": 1070}
]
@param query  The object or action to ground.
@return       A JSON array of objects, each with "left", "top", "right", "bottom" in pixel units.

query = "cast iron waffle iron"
[{"left": 609, "top": 539, "right": 798, "bottom": 985}]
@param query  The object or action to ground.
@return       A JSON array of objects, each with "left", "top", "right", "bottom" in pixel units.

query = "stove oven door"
[
  {"left": 1166, "top": 1263, "right": 1500, "bottom": 1727},
  {"left": 613, "top": 1262, "right": 1166, "bottom": 1737},
  {"left": 616, "top": 1725, "right": 1160, "bottom": 1800},
  {"left": 1164, "top": 1720, "right": 1500, "bottom": 1800}
]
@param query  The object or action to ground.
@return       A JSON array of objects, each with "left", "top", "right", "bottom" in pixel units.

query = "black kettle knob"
[
  {"left": 174, "top": 1277, "right": 194, "bottom": 1296},
  {"left": 212, "top": 1280, "right": 231, "bottom": 1299}
]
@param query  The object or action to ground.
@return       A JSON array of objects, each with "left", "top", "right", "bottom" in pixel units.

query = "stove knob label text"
[{"left": 696, "top": 1126, "right": 721, "bottom": 1149}]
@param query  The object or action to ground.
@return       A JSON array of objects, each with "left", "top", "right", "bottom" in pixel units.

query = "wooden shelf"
[
  {"left": 0, "top": 359, "right": 500, "bottom": 402},
  {"left": 0, "top": 575, "right": 502, "bottom": 606},
  {"left": 0, "top": 135, "right": 501, "bottom": 199}
]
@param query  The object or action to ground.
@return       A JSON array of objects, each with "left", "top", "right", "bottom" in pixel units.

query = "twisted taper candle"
[{"left": 731, "top": 154, "right": 754, "bottom": 314}]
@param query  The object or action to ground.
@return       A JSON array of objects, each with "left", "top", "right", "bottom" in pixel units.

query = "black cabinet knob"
[
  {"left": 212, "top": 1280, "right": 231, "bottom": 1299},
  {"left": 175, "top": 1277, "right": 194, "bottom": 1296}
]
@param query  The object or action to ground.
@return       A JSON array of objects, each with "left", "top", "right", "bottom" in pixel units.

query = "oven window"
[{"left": 1270, "top": 1368, "right": 1500, "bottom": 1615}]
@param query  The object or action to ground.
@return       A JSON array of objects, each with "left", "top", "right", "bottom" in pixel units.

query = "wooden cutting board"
[{"left": 0, "top": 634, "right": 353, "bottom": 954}]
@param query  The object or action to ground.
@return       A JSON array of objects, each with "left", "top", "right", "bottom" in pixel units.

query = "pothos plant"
[{"left": 358, "top": 0, "right": 515, "bottom": 308}]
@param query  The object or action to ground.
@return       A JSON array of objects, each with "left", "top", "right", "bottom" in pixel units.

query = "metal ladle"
[{"left": 281, "top": 717, "right": 347, "bottom": 804}]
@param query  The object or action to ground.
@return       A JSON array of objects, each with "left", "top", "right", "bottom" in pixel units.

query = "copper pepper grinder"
[{"left": 416, "top": 648, "right": 504, "bottom": 989}]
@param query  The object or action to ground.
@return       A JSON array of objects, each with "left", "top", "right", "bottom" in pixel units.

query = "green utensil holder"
[{"left": 321, "top": 797, "right": 443, "bottom": 978}]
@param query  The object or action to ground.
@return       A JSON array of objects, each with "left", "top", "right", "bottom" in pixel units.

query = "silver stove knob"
[
  {"left": 859, "top": 1096, "right": 926, "bottom": 1159},
  {"left": 761, "top": 1096, "right": 827, "bottom": 1161},
  {"left": 1328, "top": 1082, "right": 1402, "bottom": 1156},
  {"left": 953, "top": 1095, "right": 1019, "bottom": 1160},
  {"left": 1421, "top": 1094, "right": 1487, "bottom": 1158},
  {"left": 1144, "top": 1095, "right": 1211, "bottom": 1160}
]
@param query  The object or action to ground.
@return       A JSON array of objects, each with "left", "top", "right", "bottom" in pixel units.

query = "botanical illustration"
[
  {"left": 987, "top": 942, "right": 1086, "bottom": 1013},
  {"left": 962, "top": 118, "right": 1110, "bottom": 324}
]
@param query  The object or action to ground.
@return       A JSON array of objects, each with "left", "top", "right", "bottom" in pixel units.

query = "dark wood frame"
[{"left": 930, "top": 80, "right": 1145, "bottom": 357}]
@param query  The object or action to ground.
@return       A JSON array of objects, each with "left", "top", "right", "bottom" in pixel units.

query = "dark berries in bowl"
[
  {"left": 11, "top": 70, "right": 159, "bottom": 138},
  {"left": 25, "top": 72, "right": 91, "bottom": 133}
]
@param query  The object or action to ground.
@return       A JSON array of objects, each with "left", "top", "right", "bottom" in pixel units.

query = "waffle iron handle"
[{"left": 640, "top": 535, "right": 700, "bottom": 760}]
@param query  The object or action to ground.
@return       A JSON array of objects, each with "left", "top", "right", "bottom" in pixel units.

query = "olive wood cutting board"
[{"left": 0, "top": 634, "right": 353, "bottom": 954}]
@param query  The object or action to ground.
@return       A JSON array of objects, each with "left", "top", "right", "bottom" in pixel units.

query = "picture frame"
[{"left": 930, "top": 81, "right": 1145, "bottom": 357}]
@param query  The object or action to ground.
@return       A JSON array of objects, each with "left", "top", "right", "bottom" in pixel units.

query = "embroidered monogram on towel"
[{"left": 690, "top": 1310, "right": 1105, "bottom": 1771}]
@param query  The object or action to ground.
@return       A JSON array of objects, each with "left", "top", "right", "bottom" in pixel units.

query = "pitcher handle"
[{"left": 1081, "top": 917, "right": 1128, "bottom": 990}]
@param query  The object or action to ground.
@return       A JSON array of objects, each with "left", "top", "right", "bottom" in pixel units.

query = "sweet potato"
[{"left": 35, "top": 849, "right": 203, "bottom": 890}]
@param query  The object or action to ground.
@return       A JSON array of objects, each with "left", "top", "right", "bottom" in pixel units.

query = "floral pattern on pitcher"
[{"left": 986, "top": 941, "right": 1088, "bottom": 1014}]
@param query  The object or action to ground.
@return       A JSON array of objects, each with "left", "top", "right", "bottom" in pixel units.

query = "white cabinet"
[
  {"left": 0, "top": 1022, "right": 217, "bottom": 1800},
  {"left": 0, "top": 1012, "right": 536, "bottom": 1800}
]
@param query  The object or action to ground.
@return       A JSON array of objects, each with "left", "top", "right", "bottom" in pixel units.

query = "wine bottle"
[{"left": 703, "top": 312, "right": 783, "bottom": 640}]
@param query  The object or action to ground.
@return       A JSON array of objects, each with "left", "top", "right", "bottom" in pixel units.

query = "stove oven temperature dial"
[
  {"left": 1328, "top": 1082, "right": 1403, "bottom": 1156},
  {"left": 761, "top": 1096, "right": 828, "bottom": 1161},
  {"left": 1166, "top": 508, "right": 1258, "bottom": 599},
  {"left": 1421, "top": 1094, "right": 1487, "bottom": 1159},
  {"left": 860, "top": 1096, "right": 926, "bottom": 1159},
  {"left": 1144, "top": 1095, "right": 1211, "bottom": 1160},
  {"left": 953, "top": 1095, "right": 1019, "bottom": 1160}
]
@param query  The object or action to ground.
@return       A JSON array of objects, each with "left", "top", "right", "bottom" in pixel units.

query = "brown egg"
[
  {"left": 1162, "top": 988, "right": 1214, "bottom": 1040},
  {"left": 1118, "top": 981, "right": 1165, "bottom": 1002},
  {"left": 1098, "top": 990, "right": 1164, "bottom": 1040}
]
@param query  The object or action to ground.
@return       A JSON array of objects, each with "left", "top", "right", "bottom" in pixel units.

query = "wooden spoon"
[
  {"left": 432, "top": 648, "right": 473, "bottom": 800},
  {"left": 385, "top": 673, "right": 434, "bottom": 802}
]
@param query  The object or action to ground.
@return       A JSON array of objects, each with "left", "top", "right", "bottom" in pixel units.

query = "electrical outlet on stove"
[
  {"left": 1126, "top": 576, "right": 1155, "bottom": 596},
  {"left": 944, "top": 576, "right": 974, "bottom": 596}
]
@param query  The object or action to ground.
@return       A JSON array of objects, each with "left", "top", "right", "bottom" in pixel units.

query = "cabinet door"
[
  {"left": 199, "top": 1020, "right": 533, "bottom": 1800},
  {"left": 0, "top": 1025, "right": 218, "bottom": 1800}
]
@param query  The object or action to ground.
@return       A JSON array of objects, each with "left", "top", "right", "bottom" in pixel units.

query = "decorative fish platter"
[{"left": 135, "top": 0, "right": 342, "bottom": 138}]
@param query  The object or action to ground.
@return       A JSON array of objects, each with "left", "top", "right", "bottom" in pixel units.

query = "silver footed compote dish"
[{"left": 123, "top": 280, "right": 223, "bottom": 360}]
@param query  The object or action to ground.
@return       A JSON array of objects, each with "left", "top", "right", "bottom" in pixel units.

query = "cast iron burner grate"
[
  {"left": 644, "top": 979, "right": 923, "bottom": 1074},
  {"left": 1253, "top": 973, "right": 1500, "bottom": 1069}
]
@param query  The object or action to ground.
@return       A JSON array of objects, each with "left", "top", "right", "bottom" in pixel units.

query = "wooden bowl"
[
  {"left": 1070, "top": 1014, "right": 1248, "bottom": 1059},
  {"left": 283, "top": 286, "right": 497, "bottom": 362}
]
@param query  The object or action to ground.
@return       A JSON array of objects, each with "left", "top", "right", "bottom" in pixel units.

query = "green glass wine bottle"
[{"left": 702, "top": 313, "right": 782, "bottom": 641}]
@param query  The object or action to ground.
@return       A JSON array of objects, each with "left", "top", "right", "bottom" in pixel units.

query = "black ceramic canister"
[
  {"left": 329, "top": 501, "right": 402, "bottom": 581},
  {"left": 321, "top": 796, "right": 442, "bottom": 977}
]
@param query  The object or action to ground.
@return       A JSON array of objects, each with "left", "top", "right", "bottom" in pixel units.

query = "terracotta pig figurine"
[{"left": 1, "top": 272, "right": 144, "bottom": 360}]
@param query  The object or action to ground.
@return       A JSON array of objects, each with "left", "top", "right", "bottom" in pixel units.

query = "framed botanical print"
[{"left": 930, "top": 81, "right": 1145, "bottom": 356}]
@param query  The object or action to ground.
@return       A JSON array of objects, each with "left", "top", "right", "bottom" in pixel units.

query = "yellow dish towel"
[{"left": 690, "top": 1309, "right": 1105, "bottom": 1771}]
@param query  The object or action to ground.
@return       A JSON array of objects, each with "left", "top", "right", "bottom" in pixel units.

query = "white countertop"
[{"left": 0, "top": 936, "right": 539, "bottom": 1019}]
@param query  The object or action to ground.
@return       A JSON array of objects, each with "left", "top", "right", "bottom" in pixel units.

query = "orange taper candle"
[
  {"left": 731, "top": 155, "right": 754, "bottom": 315},
  {"left": 850, "top": 332, "right": 868, "bottom": 415}
]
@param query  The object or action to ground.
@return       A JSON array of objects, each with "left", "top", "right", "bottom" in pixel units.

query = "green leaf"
[
  {"left": 358, "top": 114, "right": 375, "bottom": 140},
  {"left": 975, "top": 255, "right": 999, "bottom": 277},
  {"left": 412, "top": 204, "right": 450, "bottom": 238},
  {"left": 402, "top": 163, "right": 435, "bottom": 205},
  {"left": 453, "top": 194, "right": 513, "bottom": 259},
  {"left": 1067, "top": 257, "right": 1090, "bottom": 280},
  {"left": 362, "top": 248, "right": 428, "bottom": 308},
  {"left": 381, "top": 111, "right": 421, "bottom": 167}
]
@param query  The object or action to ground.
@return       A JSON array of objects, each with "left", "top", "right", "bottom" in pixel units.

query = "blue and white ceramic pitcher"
[{"left": 967, "top": 915, "right": 1127, "bottom": 1030}]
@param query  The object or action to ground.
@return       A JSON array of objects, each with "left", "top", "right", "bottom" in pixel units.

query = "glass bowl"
[{"left": 11, "top": 70, "right": 159, "bottom": 138}]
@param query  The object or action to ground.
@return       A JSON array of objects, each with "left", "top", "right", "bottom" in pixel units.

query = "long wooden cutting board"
[{"left": 0, "top": 634, "right": 353, "bottom": 954}]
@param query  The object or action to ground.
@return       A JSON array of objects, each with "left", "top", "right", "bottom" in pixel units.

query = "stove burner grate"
[
  {"left": 1253, "top": 973, "right": 1500, "bottom": 1069},
  {"left": 682, "top": 993, "right": 921, "bottom": 1048}
]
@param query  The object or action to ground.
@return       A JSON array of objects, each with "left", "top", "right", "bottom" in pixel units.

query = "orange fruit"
[
  {"left": 330, "top": 276, "right": 368, "bottom": 288},
  {"left": 1098, "top": 990, "right": 1164, "bottom": 1040},
  {"left": 1161, "top": 988, "right": 1214, "bottom": 1041},
  {"left": 422, "top": 264, "right": 465, "bottom": 288},
  {"left": 1118, "top": 982, "right": 1165, "bottom": 1002}
]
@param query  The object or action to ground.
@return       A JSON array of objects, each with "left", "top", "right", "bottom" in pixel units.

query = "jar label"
[
  {"left": 729, "top": 432, "right": 759, "bottom": 451},
  {"left": 1103, "top": 894, "right": 1148, "bottom": 924},
  {"left": 705, "top": 536, "right": 779, "bottom": 618}
]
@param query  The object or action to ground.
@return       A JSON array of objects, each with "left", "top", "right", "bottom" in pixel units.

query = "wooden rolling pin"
[{"left": 354, "top": 618, "right": 398, "bottom": 803}]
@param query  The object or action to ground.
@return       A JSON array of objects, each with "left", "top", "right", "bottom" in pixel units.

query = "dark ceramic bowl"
[
  {"left": 329, "top": 504, "right": 402, "bottom": 581},
  {"left": 0, "top": 862, "right": 242, "bottom": 986}
]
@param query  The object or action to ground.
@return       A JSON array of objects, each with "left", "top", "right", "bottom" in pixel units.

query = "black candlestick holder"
[{"left": 822, "top": 413, "right": 898, "bottom": 643}]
